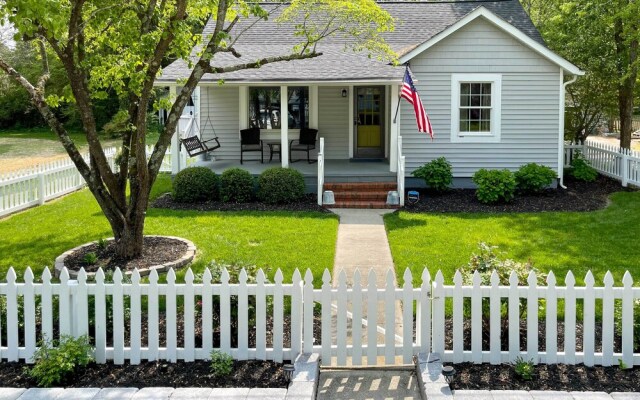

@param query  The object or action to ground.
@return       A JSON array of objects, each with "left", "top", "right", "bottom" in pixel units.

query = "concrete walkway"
[
  {"left": 317, "top": 369, "right": 420, "bottom": 400},
  {"left": 330, "top": 209, "right": 396, "bottom": 286},
  {"left": 0, "top": 387, "right": 286, "bottom": 400}
]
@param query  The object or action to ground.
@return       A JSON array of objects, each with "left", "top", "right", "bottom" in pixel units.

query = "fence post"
[
  {"left": 38, "top": 172, "right": 45, "bottom": 205},
  {"left": 622, "top": 150, "right": 629, "bottom": 187}
]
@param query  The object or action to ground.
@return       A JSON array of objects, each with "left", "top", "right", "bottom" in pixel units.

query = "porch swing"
[{"left": 179, "top": 97, "right": 221, "bottom": 157}]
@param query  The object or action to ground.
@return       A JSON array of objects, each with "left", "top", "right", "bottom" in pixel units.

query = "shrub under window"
[
  {"left": 515, "top": 163, "right": 556, "bottom": 193},
  {"left": 173, "top": 167, "right": 220, "bottom": 203},
  {"left": 221, "top": 168, "right": 255, "bottom": 203},
  {"left": 412, "top": 157, "right": 453, "bottom": 193},
  {"left": 472, "top": 168, "right": 517, "bottom": 204},
  {"left": 257, "top": 167, "right": 305, "bottom": 204}
]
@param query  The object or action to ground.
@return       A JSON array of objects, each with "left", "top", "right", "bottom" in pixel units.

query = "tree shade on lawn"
[
  {"left": 0, "top": 175, "right": 338, "bottom": 284},
  {"left": 385, "top": 192, "right": 640, "bottom": 286}
]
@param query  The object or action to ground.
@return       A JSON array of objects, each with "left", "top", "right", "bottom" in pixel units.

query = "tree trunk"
[
  {"left": 618, "top": 82, "right": 635, "bottom": 149},
  {"left": 114, "top": 200, "right": 147, "bottom": 259}
]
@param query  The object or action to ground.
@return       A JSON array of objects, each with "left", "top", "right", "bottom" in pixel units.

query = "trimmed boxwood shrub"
[
  {"left": 221, "top": 168, "right": 255, "bottom": 203},
  {"left": 515, "top": 163, "right": 557, "bottom": 193},
  {"left": 472, "top": 168, "right": 517, "bottom": 204},
  {"left": 412, "top": 157, "right": 453, "bottom": 193},
  {"left": 172, "top": 167, "right": 219, "bottom": 203},
  {"left": 257, "top": 167, "right": 305, "bottom": 204},
  {"left": 570, "top": 152, "right": 598, "bottom": 182}
]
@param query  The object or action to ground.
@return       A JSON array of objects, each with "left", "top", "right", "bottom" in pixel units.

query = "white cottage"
[{"left": 158, "top": 0, "right": 583, "bottom": 207}]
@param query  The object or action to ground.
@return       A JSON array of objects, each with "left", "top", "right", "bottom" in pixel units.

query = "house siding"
[
  {"left": 400, "top": 17, "right": 561, "bottom": 178},
  {"left": 318, "top": 86, "right": 350, "bottom": 160},
  {"left": 200, "top": 86, "right": 241, "bottom": 160}
]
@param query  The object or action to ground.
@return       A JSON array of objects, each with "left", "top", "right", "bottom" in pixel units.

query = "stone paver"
[
  {"left": 170, "top": 388, "right": 213, "bottom": 399},
  {"left": 93, "top": 388, "right": 139, "bottom": 400},
  {"left": 453, "top": 389, "right": 494, "bottom": 400},
  {"left": 0, "top": 389, "right": 26, "bottom": 400},
  {"left": 208, "top": 388, "right": 249, "bottom": 399},
  {"left": 131, "top": 388, "right": 175, "bottom": 400},
  {"left": 530, "top": 391, "right": 575, "bottom": 400},
  {"left": 611, "top": 394, "right": 640, "bottom": 400},
  {"left": 55, "top": 388, "right": 100, "bottom": 400},
  {"left": 17, "top": 389, "right": 65, "bottom": 400},
  {"left": 491, "top": 390, "right": 533, "bottom": 400},
  {"left": 246, "top": 388, "right": 287, "bottom": 400},
  {"left": 570, "top": 392, "right": 613, "bottom": 400}
]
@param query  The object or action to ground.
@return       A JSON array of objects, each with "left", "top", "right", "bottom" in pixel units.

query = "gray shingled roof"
[{"left": 158, "top": 0, "right": 544, "bottom": 83}]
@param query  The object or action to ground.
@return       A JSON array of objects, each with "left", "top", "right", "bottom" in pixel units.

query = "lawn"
[
  {"left": 0, "top": 174, "right": 338, "bottom": 283},
  {"left": 0, "top": 127, "right": 160, "bottom": 172},
  {"left": 385, "top": 191, "right": 640, "bottom": 286}
]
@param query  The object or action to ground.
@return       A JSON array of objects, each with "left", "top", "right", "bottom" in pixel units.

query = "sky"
[{"left": 0, "top": 20, "right": 15, "bottom": 49}]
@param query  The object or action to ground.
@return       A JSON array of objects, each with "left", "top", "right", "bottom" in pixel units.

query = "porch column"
[
  {"left": 309, "top": 85, "right": 319, "bottom": 129},
  {"left": 170, "top": 85, "right": 181, "bottom": 175},
  {"left": 390, "top": 83, "right": 400, "bottom": 173},
  {"left": 281, "top": 85, "right": 289, "bottom": 167}
]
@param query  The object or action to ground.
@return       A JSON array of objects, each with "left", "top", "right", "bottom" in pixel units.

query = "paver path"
[
  {"left": 316, "top": 369, "right": 420, "bottom": 400},
  {"left": 330, "top": 209, "right": 395, "bottom": 286}
]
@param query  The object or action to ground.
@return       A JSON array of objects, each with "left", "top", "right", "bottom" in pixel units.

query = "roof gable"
[{"left": 398, "top": 6, "right": 584, "bottom": 76}]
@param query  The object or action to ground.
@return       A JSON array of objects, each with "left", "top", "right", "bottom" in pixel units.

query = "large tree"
[
  {"left": 524, "top": 0, "right": 639, "bottom": 148},
  {"left": 0, "top": 0, "right": 394, "bottom": 258}
]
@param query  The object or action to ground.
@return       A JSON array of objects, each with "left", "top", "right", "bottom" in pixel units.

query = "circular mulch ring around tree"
[{"left": 55, "top": 235, "right": 196, "bottom": 279}]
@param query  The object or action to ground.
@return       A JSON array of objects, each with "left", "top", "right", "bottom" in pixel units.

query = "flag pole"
[{"left": 393, "top": 63, "right": 409, "bottom": 124}]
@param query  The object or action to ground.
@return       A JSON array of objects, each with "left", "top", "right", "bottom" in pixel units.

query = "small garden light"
[
  {"left": 283, "top": 363, "right": 295, "bottom": 382},
  {"left": 442, "top": 365, "right": 456, "bottom": 387}
]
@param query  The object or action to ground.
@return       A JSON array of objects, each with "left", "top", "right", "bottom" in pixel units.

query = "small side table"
[{"left": 263, "top": 139, "right": 281, "bottom": 162}]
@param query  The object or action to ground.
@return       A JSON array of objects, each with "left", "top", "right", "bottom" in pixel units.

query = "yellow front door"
[{"left": 356, "top": 87, "right": 384, "bottom": 158}]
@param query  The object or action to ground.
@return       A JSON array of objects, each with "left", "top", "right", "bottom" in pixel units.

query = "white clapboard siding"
[{"left": 1, "top": 267, "right": 639, "bottom": 368}]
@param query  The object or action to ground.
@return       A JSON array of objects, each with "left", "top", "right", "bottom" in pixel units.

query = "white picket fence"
[
  {"left": 565, "top": 139, "right": 640, "bottom": 187},
  {"left": 0, "top": 146, "right": 172, "bottom": 218},
  {"left": 1, "top": 267, "right": 639, "bottom": 368}
]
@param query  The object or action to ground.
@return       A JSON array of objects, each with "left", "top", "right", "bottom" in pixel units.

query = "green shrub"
[
  {"left": 412, "top": 157, "right": 453, "bottom": 192},
  {"left": 257, "top": 167, "right": 305, "bottom": 204},
  {"left": 460, "top": 243, "right": 546, "bottom": 286},
  {"left": 173, "top": 167, "right": 219, "bottom": 203},
  {"left": 29, "top": 335, "right": 94, "bottom": 387},
  {"left": 570, "top": 152, "right": 598, "bottom": 182},
  {"left": 210, "top": 350, "right": 234, "bottom": 378},
  {"left": 472, "top": 169, "right": 517, "bottom": 204},
  {"left": 83, "top": 252, "right": 98, "bottom": 265},
  {"left": 221, "top": 168, "right": 255, "bottom": 203},
  {"left": 515, "top": 163, "right": 557, "bottom": 193},
  {"left": 513, "top": 357, "right": 535, "bottom": 380}
]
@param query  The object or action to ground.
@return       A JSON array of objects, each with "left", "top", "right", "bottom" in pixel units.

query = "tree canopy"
[{"left": 0, "top": 0, "right": 396, "bottom": 257}]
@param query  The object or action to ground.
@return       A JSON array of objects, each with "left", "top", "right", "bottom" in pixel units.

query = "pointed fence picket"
[{"left": 0, "top": 267, "right": 639, "bottom": 367}]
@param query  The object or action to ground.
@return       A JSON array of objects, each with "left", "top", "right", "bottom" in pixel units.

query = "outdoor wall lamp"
[{"left": 341, "top": 89, "right": 348, "bottom": 98}]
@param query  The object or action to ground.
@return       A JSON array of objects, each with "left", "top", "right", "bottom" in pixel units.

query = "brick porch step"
[{"left": 323, "top": 182, "right": 398, "bottom": 209}]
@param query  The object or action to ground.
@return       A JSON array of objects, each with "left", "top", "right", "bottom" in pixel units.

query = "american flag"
[{"left": 401, "top": 67, "right": 434, "bottom": 138}]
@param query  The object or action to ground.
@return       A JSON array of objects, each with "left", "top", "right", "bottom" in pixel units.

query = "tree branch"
[{"left": 204, "top": 51, "right": 322, "bottom": 74}]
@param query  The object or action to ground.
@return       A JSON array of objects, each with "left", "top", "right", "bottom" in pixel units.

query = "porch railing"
[
  {"left": 397, "top": 135, "right": 406, "bottom": 206},
  {"left": 317, "top": 137, "right": 325, "bottom": 206}
]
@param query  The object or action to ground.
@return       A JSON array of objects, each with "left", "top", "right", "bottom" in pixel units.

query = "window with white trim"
[{"left": 451, "top": 74, "right": 502, "bottom": 143}]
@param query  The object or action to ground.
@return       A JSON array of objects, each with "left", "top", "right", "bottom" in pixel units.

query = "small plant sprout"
[
  {"left": 513, "top": 357, "right": 535, "bottom": 380},
  {"left": 210, "top": 350, "right": 234, "bottom": 378},
  {"left": 96, "top": 238, "right": 108, "bottom": 250},
  {"left": 83, "top": 252, "right": 98, "bottom": 265}
]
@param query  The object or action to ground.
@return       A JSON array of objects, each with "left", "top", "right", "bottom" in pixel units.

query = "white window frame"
[{"left": 450, "top": 73, "right": 502, "bottom": 143}]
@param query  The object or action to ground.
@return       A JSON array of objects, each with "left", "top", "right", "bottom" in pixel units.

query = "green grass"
[
  {"left": 385, "top": 191, "right": 640, "bottom": 286},
  {"left": 0, "top": 174, "right": 338, "bottom": 284}
]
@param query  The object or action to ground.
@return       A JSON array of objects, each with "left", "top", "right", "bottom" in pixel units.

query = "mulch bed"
[
  {"left": 452, "top": 363, "right": 640, "bottom": 392},
  {"left": 152, "top": 193, "right": 329, "bottom": 213},
  {"left": 404, "top": 175, "right": 636, "bottom": 213},
  {"left": 64, "top": 236, "right": 188, "bottom": 274},
  {"left": 0, "top": 359, "right": 287, "bottom": 388}
]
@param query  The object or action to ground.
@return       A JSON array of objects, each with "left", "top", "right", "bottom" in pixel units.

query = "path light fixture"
[
  {"left": 442, "top": 365, "right": 456, "bottom": 388},
  {"left": 283, "top": 363, "right": 295, "bottom": 383}
]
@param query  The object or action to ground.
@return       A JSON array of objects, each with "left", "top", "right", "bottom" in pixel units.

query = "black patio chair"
[
  {"left": 240, "top": 127, "right": 263, "bottom": 164},
  {"left": 289, "top": 128, "right": 318, "bottom": 164}
]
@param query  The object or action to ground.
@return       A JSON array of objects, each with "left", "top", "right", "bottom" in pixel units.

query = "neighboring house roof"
[{"left": 158, "top": 0, "right": 571, "bottom": 84}]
